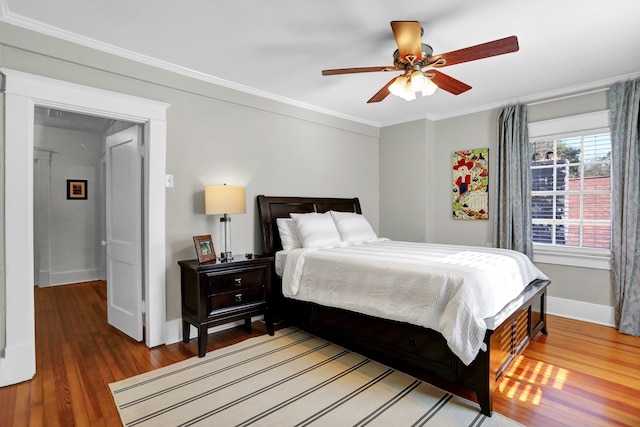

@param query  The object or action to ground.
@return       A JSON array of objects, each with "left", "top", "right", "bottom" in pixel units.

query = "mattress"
[{"left": 277, "top": 240, "right": 548, "bottom": 365}]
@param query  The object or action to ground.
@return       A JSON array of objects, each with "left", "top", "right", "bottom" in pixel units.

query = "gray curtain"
[
  {"left": 493, "top": 104, "right": 533, "bottom": 258},
  {"left": 610, "top": 79, "right": 640, "bottom": 336}
]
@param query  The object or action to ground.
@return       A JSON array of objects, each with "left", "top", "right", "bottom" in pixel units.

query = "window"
[{"left": 528, "top": 111, "right": 611, "bottom": 269}]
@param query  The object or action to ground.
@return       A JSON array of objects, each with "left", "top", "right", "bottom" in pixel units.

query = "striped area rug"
[{"left": 109, "top": 328, "right": 522, "bottom": 427}]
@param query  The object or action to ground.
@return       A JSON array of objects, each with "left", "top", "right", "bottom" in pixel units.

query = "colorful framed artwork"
[
  {"left": 66, "top": 179, "right": 88, "bottom": 200},
  {"left": 452, "top": 148, "right": 489, "bottom": 220},
  {"left": 193, "top": 235, "right": 217, "bottom": 263}
]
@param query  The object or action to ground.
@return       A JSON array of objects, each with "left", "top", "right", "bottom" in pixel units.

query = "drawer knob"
[
  {"left": 235, "top": 278, "right": 242, "bottom": 286},
  {"left": 235, "top": 294, "right": 242, "bottom": 302}
]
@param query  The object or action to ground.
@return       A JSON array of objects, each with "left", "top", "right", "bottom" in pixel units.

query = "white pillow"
[
  {"left": 330, "top": 211, "right": 377, "bottom": 243},
  {"left": 276, "top": 218, "right": 302, "bottom": 250},
  {"left": 290, "top": 212, "right": 341, "bottom": 248}
]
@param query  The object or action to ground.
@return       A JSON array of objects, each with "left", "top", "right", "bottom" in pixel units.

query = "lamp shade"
[{"left": 205, "top": 185, "right": 246, "bottom": 215}]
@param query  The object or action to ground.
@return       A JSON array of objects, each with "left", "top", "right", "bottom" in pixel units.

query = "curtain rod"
[{"left": 527, "top": 87, "right": 608, "bottom": 107}]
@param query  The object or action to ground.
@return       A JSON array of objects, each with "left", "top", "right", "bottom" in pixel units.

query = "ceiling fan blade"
[
  {"left": 367, "top": 77, "right": 397, "bottom": 103},
  {"left": 322, "top": 66, "right": 397, "bottom": 76},
  {"left": 428, "top": 35, "right": 519, "bottom": 67},
  {"left": 391, "top": 21, "right": 422, "bottom": 60},
  {"left": 429, "top": 70, "right": 472, "bottom": 95}
]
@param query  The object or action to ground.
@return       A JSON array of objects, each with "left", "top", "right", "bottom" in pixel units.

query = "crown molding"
[
  {"left": 0, "top": 4, "right": 381, "bottom": 128},
  {"left": 3, "top": 3, "right": 638, "bottom": 128}
]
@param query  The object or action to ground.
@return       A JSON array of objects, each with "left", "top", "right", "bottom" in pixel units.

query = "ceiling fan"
[{"left": 321, "top": 21, "right": 519, "bottom": 103}]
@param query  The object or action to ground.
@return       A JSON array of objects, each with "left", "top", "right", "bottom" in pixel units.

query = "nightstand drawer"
[
  {"left": 206, "top": 267, "right": 266, "bottom": 294},
  {"left": 210, "top": 286, "right": 265, "bottom": 311}
]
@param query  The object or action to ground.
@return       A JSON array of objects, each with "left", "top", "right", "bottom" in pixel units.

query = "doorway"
[
  {"left": 1, "top": 68, "right": 169, "bottom": 387},
  {"left": 33, "top": 108, "right": 145, "bottom": 341},
  {"left": 33, "top": 107, "right": 133, "bottom": 288}
]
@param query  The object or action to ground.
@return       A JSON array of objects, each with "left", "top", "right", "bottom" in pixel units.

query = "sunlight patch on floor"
[{"left": 498, "top": 355, "right": 569, "bottom": 405}]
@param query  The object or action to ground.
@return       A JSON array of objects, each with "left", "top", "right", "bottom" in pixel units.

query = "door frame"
[{"left": 1, "top": 68, "right": 169, "bottom": 386}]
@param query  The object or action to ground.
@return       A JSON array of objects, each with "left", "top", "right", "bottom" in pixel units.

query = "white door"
[{"left": 105, "top": 125, "right": 143, "bottom": 341}]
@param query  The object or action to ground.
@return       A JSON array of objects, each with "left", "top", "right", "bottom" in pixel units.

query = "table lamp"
[{"left": 205, "top": 184, "right": 246, "bottom": 261}]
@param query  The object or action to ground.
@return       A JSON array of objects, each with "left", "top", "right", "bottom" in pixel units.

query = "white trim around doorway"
[{"left": 0, "top": 68, "right": 169, "bottom": 386}]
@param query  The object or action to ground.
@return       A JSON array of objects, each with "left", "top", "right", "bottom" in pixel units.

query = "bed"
[{"left": 257, "top": 195, "right": 550, "bottom": 416}]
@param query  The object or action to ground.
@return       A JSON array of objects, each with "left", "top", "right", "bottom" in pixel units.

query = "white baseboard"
[
  {"left": 547, "top": 296, "right": 615, "bottom": 327},
  {"left": 165, "top": 315, "right": 266, "bottom": 345},
  {"left": 47, "top": 269, "right": 103, "bottom": 286},
  {"left": 37, "top": 269, "right": 51, "bottom": 287}
]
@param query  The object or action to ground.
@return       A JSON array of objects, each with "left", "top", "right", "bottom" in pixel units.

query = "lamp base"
[{"left": 219, "top": 215, "right": 233, "bottom": 262}]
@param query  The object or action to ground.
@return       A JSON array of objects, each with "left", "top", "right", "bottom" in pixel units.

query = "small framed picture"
[
  {"left": 67, "top": 179, "right": 88, "bottom": 200},
  {"left": 193, "top": 235, "right": 216, "bottom": 264}
]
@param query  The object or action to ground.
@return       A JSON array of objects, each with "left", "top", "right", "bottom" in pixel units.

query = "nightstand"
[{"left": 178, "top": 256, "right": 274, "bottom": 357}]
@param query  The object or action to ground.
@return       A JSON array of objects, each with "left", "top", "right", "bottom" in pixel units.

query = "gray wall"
[
  {"left": 379, "top": 119, "right": 435, "bottom": 242},
  {"left": 433, "top": 110, "right": 496, "bottom": 247},
  {"left": 0, "top": 22, "right": 380, "bottom": 325}
]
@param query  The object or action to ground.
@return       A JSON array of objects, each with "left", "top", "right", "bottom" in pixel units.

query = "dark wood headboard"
[{"left": 257, "top": 195, "right": 362, "bottom": 256}]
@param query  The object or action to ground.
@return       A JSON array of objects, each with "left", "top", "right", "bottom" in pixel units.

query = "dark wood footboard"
[{"left": 273, "top": 276, "right": 549, "bottom": 416}]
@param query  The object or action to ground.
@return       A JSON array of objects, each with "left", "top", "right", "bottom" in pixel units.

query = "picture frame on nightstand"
[{"left": 193, "top": 235, "right": 216, "bottom": 263}]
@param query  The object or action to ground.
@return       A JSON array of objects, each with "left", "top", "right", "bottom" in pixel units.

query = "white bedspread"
[{"left": 279, "top": 240, "right": 548, "bottom": 365}]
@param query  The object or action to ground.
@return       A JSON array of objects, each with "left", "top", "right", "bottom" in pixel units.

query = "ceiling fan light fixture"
[
  {"left": 421, "top": 77, "right": 438, "bottom": 97},
  {"left": 409, "top": 70, "right": 438, "bottom": 97},
  {"left": 389, "top": 75, "right": 409, "bottom": 97},
  {"left": 388, "top": 70, "right": 438, "bottom": 101},
  {"left": 402, "top": 84, "right": 417, "bottom": 101},
  {"left": 390, "top": 74, "right": 419, "bottom": 101},
  {"left": 409, "top": 70, "right": 428, "bottom": 91}
]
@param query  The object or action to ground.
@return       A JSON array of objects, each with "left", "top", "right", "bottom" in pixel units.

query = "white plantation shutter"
[{"left": 530, "top": 134, "right": 611, "bottom": 249}]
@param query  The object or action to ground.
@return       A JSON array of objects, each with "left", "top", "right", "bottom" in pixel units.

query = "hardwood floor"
[{"left": 1, "top": 280, "right": 639, "bottom": 426}]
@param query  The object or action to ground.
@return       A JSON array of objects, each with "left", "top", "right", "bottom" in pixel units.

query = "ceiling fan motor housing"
[{"left": 393, "top": 43, "right": 433, "bottom": 69}]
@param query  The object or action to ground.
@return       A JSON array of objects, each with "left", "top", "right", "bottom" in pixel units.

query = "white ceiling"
[
  {"left": 35, "top": 107, "right": 119, "bottom": 134},
  {"left": 3, "top": 0, "right": 640, "bottom": 127}
]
